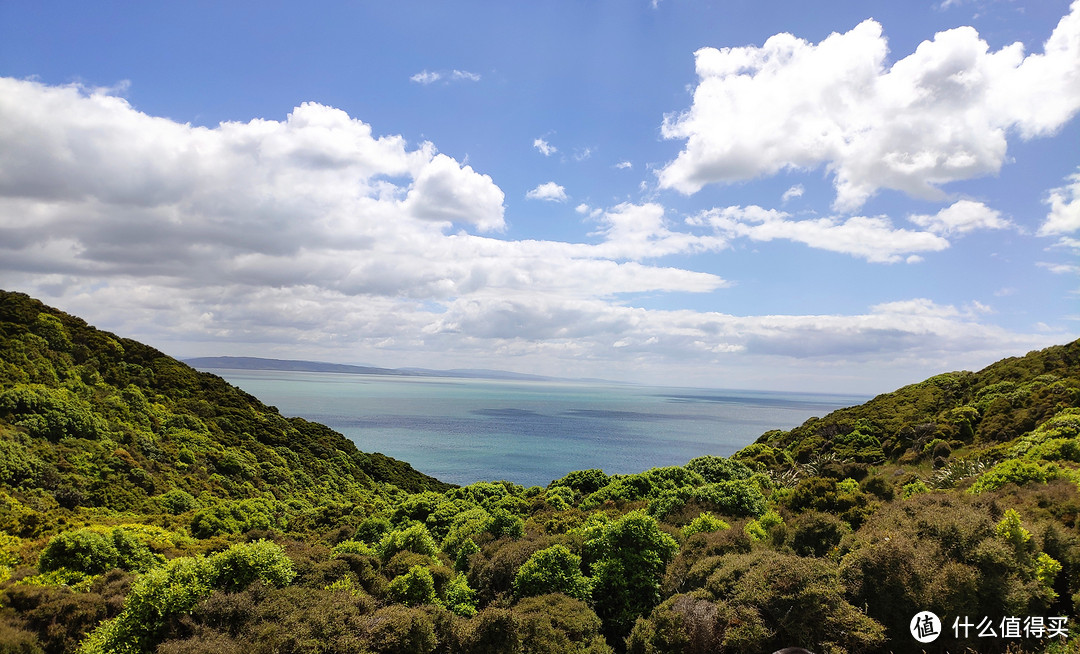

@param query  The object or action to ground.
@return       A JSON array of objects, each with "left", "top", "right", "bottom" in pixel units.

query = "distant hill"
[
  {"left": 187, "top": 355, "right": 586, "bottom": 382},
  {"left": 184, "top": 356, "right": 419, "bottom": 376}
]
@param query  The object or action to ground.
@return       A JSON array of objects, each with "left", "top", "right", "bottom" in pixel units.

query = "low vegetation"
[{"left": 1, "top": 290, "right": 1079, "bottom": 653}]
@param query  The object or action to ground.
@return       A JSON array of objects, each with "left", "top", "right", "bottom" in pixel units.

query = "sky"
[{"left": 0, "top": 0, "right": 1078, "bottom": 394}]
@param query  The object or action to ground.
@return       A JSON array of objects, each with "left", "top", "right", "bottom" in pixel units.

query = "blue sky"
[{"left": 1, "top": 0, "right": 1077, "bottom": 393}]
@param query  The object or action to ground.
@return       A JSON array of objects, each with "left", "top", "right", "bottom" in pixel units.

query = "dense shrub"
[
  {"left": 512, "top": 544, "right": 591, "bottom": 601},
  {"left": 78, "top": 540, "right": 294, "bottom": 653},
  {"left": 683, "top": 456, "right": 753, "bottom": 483},
  {"left": 514, "top": 594, "right": 613, "bottom": 654},
  {"left": 681, "top": 513, "right": 730, "bottom": 539},
  {"left": 38, "top": 530, "right": 119, "bottom": 575},
  {"left": 378, "top": 523, "right": 439, "bottom": 562},
  {"left": 589, "top": 510, "right": 678, "bottom": 642},
  {"left": 788, "top": 511, "right": 849, "bottom": 558},
  {"left": 701, "top": 550, "right": 885, "bottom": 652},
  {"left": 387, "top": 564, "right": 438, "bottom": 607}
]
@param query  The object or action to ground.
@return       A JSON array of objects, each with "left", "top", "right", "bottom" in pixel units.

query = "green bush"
[
  {"left": 549, "top": 469, "right": 610, "bottom": 496},
  {"left": 649, "top": 480, "right": 766, "bottom": 520},
  {"left": 702, "top": 550, "right": 886, "bottom": 652},
  {"left": 684, "top": 455, "right": 753, "bottom": 483},
  {"left": 681, "top": 513, "right": 730, "bottom": 539},
  {"left": 788, "top": 511, "right": 849, "bottom": 557},
  {"left": 38, "top": 529, "right": 119, "bottom": 575},
  {"left": 156, "top": 489, "right": 197, "bottom": 515},
  {"left": 590, "top": 510, "right": 678, "bottom": 642},
  {"left": 208, "top": 539, "right": 296, "bottom": 591},
  {"left": 387, "top": 565, "right": 438, "bottom": 607},
  {"left": 514, "top": 594, "right": 613, "bottom": 654},
  {"left": 378, "top": 523, "right": 439, "bottom": 562},
  {"left": 513, "top": 544, "right": 592, "bottom": 601},
  {"left": 331, "top": 539, "right": 377, "bottom": 558},
  {"left": 78, "top": 540, "right": 294, "bottom": 653},
  {"left": 969, "top": 459, "right": 1052, "bottom": 493},
  {"left": 0, "top": 384, "right": 101, "bottom": 442}
]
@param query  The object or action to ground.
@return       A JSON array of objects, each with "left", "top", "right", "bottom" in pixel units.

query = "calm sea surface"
[{"left": 199, "top": 368, "right": 868, "bottom": 487}]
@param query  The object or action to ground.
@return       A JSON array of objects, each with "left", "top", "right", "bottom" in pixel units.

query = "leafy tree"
[
  {"left": 208, "top": 539, "right": 296, "bottom": 591},
  {"left": 549, "top": 469, "right": 610, "bottom": 496},
  {"left": 156, "top": 489, "right": 196, "bottom": 515},
  {"left": 589, "top": 510, "right": 678, "bottom": 642},
  {"left": 443, "top": 572, "right": 478, "bottom": 617},
  {"left": 378, "top": 523, "right": 439, "bottom": 562},
  {"left": 512, "top": 544, "right": 591, "bottom": 601},
  {"left": 387, "top": 565, "right": 438, "bottom": 607}
]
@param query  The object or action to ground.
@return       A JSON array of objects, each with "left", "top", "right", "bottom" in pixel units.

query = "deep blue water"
[{"left": 199, "top": 368, "right": 867, "bottom": 487}]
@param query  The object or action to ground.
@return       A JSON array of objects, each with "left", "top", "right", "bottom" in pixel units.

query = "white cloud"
[
  {"left": 658, "top": 2, "right": 1080, "bottom": 210},
  {"left": 591, "top": 202, "right": 726, "bottom": 259},
  {"left": 1052, "top": 236, "right": 1080, "bottom": 251},
  {"left": 403, "top": 154, "right": 506, "bottom": 231},
  {"left": 1040, "top": 171, "right": 1080, "bottom": 235},
  {"left": 781, "top": 184, "right": 804, "bottom": 203},
  {"left": 690, "top": 205, "right": 950, "bottom": 263},
  {"left": 0, "top": 77, "right": 1063, "bottom": 392},
  {"left": 1038, "top": 262, "right": 1080, "bottom": 275},
  {"left": 525, "top": 182, "right": 568, "bottom": 202},
  {"left": 533, "top": 138, "right": 557, "bottom": 156},
  {"left": 616, "top": 161, "right": 633, "bottom": 169},
  {"left": 410, "top": 69, "right": 481, "bottom": 85},
  {"left": 907, "top": 199, "right": 1009, "bottom": 235},
  {"left": 576, "top": 203, "right": 603, "bottom": 218},
  {"left": 410, "top": 70, "right": 441, "bottom": 84}
]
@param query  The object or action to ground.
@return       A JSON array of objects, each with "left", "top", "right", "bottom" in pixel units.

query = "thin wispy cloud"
[
  {"left": 410, "top": 69, "right": 481, "bottom": 85},
  {"left": 781, "top": 184, "right": 804, "bottom": 204},
  {"left": 533, "top": 138, "right": 557, "bottom": 156}
]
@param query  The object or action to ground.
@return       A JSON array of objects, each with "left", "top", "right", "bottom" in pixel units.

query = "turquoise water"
[{"left": 200, "top": 368, "right": 867, "bottom": 487}]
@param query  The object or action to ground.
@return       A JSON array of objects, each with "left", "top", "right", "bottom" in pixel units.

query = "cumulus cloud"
[
  {"left": 403, "top": 154, "right": 506, "bottom": 230},
  {"left": 533, "top": 138, "right": 557, "bottom": 156},
  {"left": 690, "top": 206, "right": 950, "bottom": 263},
  {"left": 525, "top": 182, "right": 568, "bottom": 202},
  {"left": 1040, "top": 171, "right": 1080, "bottom": 235},
  {"left": 658, "top": 2, "right": 1080, "bottom": 210},
  {"left": 591, "top": 203, "right": 727, "bottom": 259},
  {"left": 615, "top": 161, "right": 633, "bottom": 169},
  {"left": 0, "top": 77, "right": 1061, "bottom": 390},
  {"left": 908, "top": 199, "right": 1010, "bottom": 235}
]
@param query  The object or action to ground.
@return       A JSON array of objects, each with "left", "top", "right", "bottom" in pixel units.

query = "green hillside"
[{"left": 1, "top": 291, "right": 1079, "bottom": 654}]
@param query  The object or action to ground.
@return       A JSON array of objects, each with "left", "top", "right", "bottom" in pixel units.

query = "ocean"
[{"left": 198, "top": 368, "right": 868, "bottom": 487}]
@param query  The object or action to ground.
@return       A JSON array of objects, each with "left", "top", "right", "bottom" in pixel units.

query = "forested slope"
[{"left": 1, "top": 291, "right": 1079, "bottom": 654}]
